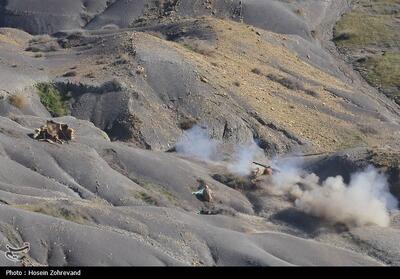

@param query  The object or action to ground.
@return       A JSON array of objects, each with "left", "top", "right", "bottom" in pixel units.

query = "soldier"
[
  {"left": 263, "top": 167, "right": 273, "bottom": 176},
  {"left": 249, "top": 162, "right": 275, "bottom": 184},
  {"left": 192, "top": 179, "right": 221, "bottom": 215},
  {"left": 192, "top": 179, "right": 213, "bottom": 203}
]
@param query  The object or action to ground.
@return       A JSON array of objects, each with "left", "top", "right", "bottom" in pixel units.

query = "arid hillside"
[{"left": 334, "top": 0, "right": 400, "bottom": 105}]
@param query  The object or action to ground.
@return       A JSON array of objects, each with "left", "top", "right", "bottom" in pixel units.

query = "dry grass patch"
[
  {"left": 8, "top": 95, "right": 27, "bottom": 109},
  {"left": 15, "top": 203, "right": 92, "bottom": 225}
]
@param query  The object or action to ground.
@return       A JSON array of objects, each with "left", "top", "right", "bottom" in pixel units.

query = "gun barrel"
[
  {"left": 252, "top": 161, "right": 281, "bottom": 173},
  {"left": 252, "top": 161, "right": 269, "bottom": 168}
]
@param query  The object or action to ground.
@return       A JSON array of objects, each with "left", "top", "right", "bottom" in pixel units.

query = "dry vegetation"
[
  {"left": 8, "top": 94, "right": 27, "bottom": 109},
  {"left": 14, "top": 202, "right": 92, "bottom": 225},
  {"left": 168, "top": 18, "right": 383, "bottom": 152},
  {"left": 333, "top": 0, "right": 400, "bottom": 104}
]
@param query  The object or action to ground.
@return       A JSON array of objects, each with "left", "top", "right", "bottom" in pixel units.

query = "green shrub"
[
  {"left": 36, "top": 83, "right": 69, "bottom": 117},
  {"left": 364, "top": 52, "right": 400, "bottom": 96},
  {"left": 333, "top": 1, "right": 400, "bottom": 104}
]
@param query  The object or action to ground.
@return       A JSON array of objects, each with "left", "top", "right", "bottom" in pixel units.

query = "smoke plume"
[
  {"left": 228, "top": 141, "right": 264, "bottom": 176},
  {"left": 175, "top": 126, "right": 218, "bottom": 161},
  {"left": 175, "top": 127, "right": 398, "bottom": 227},
  {"left": 270, "top": 160, "right": 398, "bottom": 227}
]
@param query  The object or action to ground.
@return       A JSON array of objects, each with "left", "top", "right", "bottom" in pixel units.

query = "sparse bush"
[
  {"left": 251, "top": 68, "right": 262, "bottom": 75},
  {"left": 116, "top": 53, "right": 130, "bottom": 64},
  {"left": 135, "top": 192, "right": 159, "bottom": 206},
  {"left": 58, "top": 38, "right": 71, "bottom": 49},
  {"left": 63, "top": 71, "right": 77, "bottom": 77},
  {"left": 182, "top": 41, "right": 214, "bottom": 56},
  {"left": 304, "top": 89, "right": 319, "bottom": 97},
  {"left": 29, "top": 43, "right": 58, "bottom": 53},
  {"left": 294, "top": 8, "right": 304, "bottom": 16},
  {"left": 179, "top": 117, "right": 197, "bottom": 130},
  {"left": 66, "top": 32, "right": 84, "bottom": 41},
  {"left": 103, "top": 78, "right": 125, "bottom": 91},
  {"left": 233, "top": 81, "right": 241, "bottom": 87},
  {"left": 333, "top": 1, "right": 400, "bottom": 104},
  {"left": 47, "top": 44, "right": 58, "bottom": 52},
  {"left": 131, "top": 177, "right": 179, "bottom": 205},
  {"left": 25, "top": 46, "right": 41, "bottom": 52},
  {"left": 29, "top": 35, "right": 52, "bottom": 44},
  {"left": 267, "top": 74, "right": 300, "bottom": 90},
  {"left": 8, "top": 94, "right": 27, "bottom": 109},
  {"left": 154, "top": 0, "right": 165, "bottom": 8},
  {"left": 212, "top": 173, "right": 258, "bottom": 191},
  {"left": 358, "top": 124, "right": 378, "bottom": 135},
  {"left": 363, "top": 52, "right": 400, "bottom": 101},
  {"left": 36, "top": 83, "right": 69, "bottom": 117},
  {"left": 333, "top": 31, "right": 353, "bottom": 42},
  {"left": 15, "top": 203, "right": 91, "bottom": 225},
  {"left": 85, "top": 72, "right": 95, "bottom": 78},
  {"left": 81, "top": 11, "right": 92, "bottom": 23},
  {"left": 267, "top": 74, "right": 319, "bottom": 97},
  {"left": 311, "top": 30, "right": 317, "bottom": 39}
]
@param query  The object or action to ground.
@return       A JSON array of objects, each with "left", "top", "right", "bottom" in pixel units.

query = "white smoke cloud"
[
  {"left": 175, "top": 127, "right": 398, "bottom": 227},
  {"left": 269, "top": 160, "right": 398, "bottom": 227},
  {"left": 175, "top": 126, "right": 263, "bottom": 170},
  {"left": 296, "top": 167, "right": 397, "bottom": 227},
  {"left": 269, "top": 156, "right": 305, "bottom": 195},
  {"left": 228, "top": 141, "right": 264, "bottom": 176},
  {"left": 175, "top": 126, "right": 218, "bottom": 161}
]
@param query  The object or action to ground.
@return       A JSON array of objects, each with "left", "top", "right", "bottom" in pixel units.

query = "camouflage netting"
[{"left": 32, "top": 120, "right": 74, "bottom": 144}]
